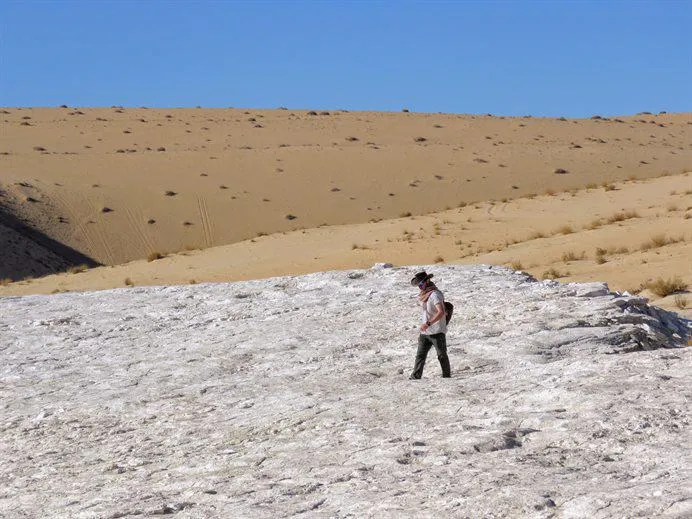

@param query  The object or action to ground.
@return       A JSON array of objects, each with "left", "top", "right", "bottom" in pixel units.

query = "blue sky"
[{"left": 1, "top": 1, "right": 690, "bottom": 116}]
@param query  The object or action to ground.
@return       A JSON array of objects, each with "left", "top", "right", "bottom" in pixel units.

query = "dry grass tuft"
[
  {"left": 433, "top": 256, "right": 444, "bottom": 263},
  {"left": 606, "top": 210, "right": 639, "bottom": 223},
  {"left": 640, "top": 234, "right": 682, "bottom": 251},
  {"left": 674, "top": 294, "right": 688, "bottom": 309},
  {"left": 0, "top": 278, "right": 12, "bottom": 286},
  {"left": 68, "top": 264, "right": 89, "bottom": 274},
  {"left": 561, "top": 251, "right": 584, "bottom": 262},
  {"left": 557, "top": 225, "right": 574, "bottom": 235},
  {"left": 124, "top": 277, "right": 134, "bottom": 287},
  {"left": 508, "top": 260, "right": 524, "bottom": 271},
  {"left": 147, "top": 251, "right": 165, "bottom": 262},
  {"left": 585, "top": 218, "right": 603, "bottom": 230},
  {"left": 542, "top": 268, "right": 568, "bottom": 280},
  {"left": 646, "top": 276, "right": 688, "bottom": 297}
]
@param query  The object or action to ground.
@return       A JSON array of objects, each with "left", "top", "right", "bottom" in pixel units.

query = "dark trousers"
[{"left": 411, "top": 333, "right": 451, "bottom": 379}]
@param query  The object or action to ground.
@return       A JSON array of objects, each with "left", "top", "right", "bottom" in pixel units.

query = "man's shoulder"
[{"left": 430, "top": 289, "right": 444, "bottom": 302}]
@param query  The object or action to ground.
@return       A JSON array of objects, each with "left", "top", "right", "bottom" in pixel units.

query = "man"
[{"left": 409, "top": 271, "right": 451, "bottom": 379}]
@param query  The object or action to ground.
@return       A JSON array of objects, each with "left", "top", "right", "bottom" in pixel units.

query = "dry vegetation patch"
[
  {"left": 646, "top": 276, "right": 688, "bottom": 297},
  {"left": 640, "top": 234, "right": 682, "bottom": 251},
  {"left": 147, "top": 252, "right": 165, "bottom": 262}
]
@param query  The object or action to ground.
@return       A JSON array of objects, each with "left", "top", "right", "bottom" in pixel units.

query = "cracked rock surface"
[{"left": 1, "top": 265, "right": 690, "bottom": 518}]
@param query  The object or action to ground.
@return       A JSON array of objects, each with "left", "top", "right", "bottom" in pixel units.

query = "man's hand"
[{"left": 420, "top": 322, "right": 429, "bottom": 332}]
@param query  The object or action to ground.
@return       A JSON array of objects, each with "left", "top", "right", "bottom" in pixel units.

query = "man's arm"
[{"left": 421, "top": 302, "right": 446, "bottom": 332}]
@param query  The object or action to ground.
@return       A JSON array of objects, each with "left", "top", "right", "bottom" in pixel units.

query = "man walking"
[{"left": 409, "top": 271, "right": 451, "bottom": 379}]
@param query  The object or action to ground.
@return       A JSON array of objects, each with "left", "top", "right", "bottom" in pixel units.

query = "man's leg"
[
  {"left": 431, "top": 333, "right": 451, "bottom": 378},
  {"left": 410, "top": 334, "right": 433, "bottom": 379}
]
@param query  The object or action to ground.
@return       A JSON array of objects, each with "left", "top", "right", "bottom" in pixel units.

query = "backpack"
[{"left": 444, "top": 301, "right": 454, "bottom": 325}]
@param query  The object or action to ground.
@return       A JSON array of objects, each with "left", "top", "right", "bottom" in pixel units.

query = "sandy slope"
[
  {"left": 1, "top": 108, "right": 690, "bottom": 271},
  {"left": 1, "top": 265, "right": 689, "bottom": 518},
  {"left": 3, "top": 172, "right": 690, "bottom": 317}
]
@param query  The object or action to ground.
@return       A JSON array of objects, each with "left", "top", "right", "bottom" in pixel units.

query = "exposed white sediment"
[{"left": 1, "top": 264, "right": 690, "bottom": 518}]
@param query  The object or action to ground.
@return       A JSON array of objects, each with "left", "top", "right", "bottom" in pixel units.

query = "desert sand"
[{"left": 0, "top": 108, "right": 690, "bottom": 314}]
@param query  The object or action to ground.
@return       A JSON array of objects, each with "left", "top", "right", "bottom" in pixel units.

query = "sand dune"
[
  {"left": 1, "top": 107, "right": 690, "bottom": 313},
  {"left": 3, "top": 172, "right": 690, "bottom": 317},
  {"left": 1, "top": 108, "right": 690, "bottom": 266}
]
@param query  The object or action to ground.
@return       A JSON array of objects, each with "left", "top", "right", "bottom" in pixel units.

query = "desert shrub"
[
  {"left": 33, "top": 146, "right": 46, "bottom": 151},
  {"left": 646, "top": 276, "right": 688, "bottom": 297},
  {"left": 561, "top": 251, "right": 584, "bottom": 262},
  {"left": 433, "top": 256, "right": 444, "bottom": 263},
  {"left": 529, "top": 231, "right": 545, "bottom": 240},
  {"left": 157, "top": 147, "right": 166, "bottom": 152},
  {"left": 542, "top": 268, "right": 568, "bottom": 280},
  {"left": 509, "top": 260, "right": 523, "bottom": 271},
  {"left": 147, "top": 252, "right": 164, "bottom": 262},
  {"left": 557, "top": 225, "right": 574, "bottom": 235},
  {"left": 147, "top": 219, "right": 156, "bottom": 224},
  {"left": 414, "top": 137, "right": 427, "bottom": 142},
  {"left": 585, "top": 219, "right": 602, "bottom": 230},
  {"left": 124, "top": 277, "right": 134, "bottom": 287},
  {"left": 285, "top": 214, "right": 297, "bottom": 220},
  {"left": 101, "top": 207, "right": 113, "bottom": 213},
  {"left": 0, "top": 278, "right": 12, "bottom": 286},
  {"left": 400, "top": 211, "right": 412, "bottom": 218},
  {"left": 606, "top": 210, "right": 639, "bottom": 223},
  {"left": 674, "top": 294, "right": 688, "bottom": 309},
  {"left": 640, "top": 234, "right": 680, "bottom": 251},
  {"left": 553, "top": 168, "right": 569, "bottom": 174},
  {"left": 68, "top": 264, "right": 88, "bottom": 274},
  {"left": 164, "top": 190, "right": 177, "bottom": 196}
]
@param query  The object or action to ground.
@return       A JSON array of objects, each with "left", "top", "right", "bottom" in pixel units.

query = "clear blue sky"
[{"left": 1, "top": 1, "right": 690, "bottom": 116}]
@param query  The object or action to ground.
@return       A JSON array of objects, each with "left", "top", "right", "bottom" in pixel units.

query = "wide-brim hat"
[{"left": 410, "top": 271, "right": 433, "bottom": 286}]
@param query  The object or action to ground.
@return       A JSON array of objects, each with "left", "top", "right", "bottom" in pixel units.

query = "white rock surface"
[{"left": 1, "top": 265, "right": 690, "bottom": 518}]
